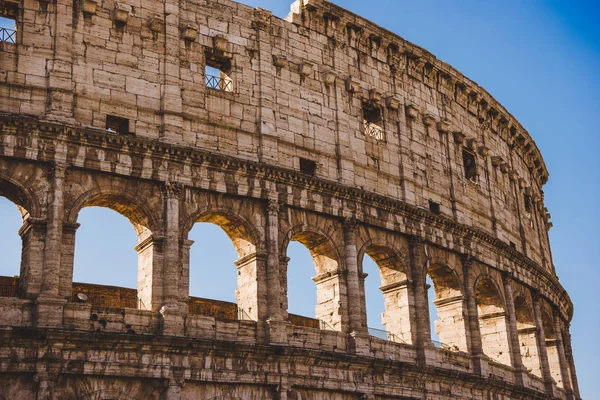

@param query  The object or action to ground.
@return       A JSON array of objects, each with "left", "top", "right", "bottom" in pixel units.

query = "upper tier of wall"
[{"left": 0, "top": 0, "right": 554, "bottom": 273}]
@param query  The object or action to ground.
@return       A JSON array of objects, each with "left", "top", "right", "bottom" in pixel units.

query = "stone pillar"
[
  {"left": 159, "top": 182, "right": 184, "bottom": 336},
  {"left": 178, "top": 238, "right": 194, "bottom": 308},
  {"left": 58, "top": 222, "right": 80, "bottom": 299},
  {"left": 34, "top": 372, "right": 56, "bottom": 400},
  {"left": 563, "top": 326, "right": 581, "bottom": 399},
  {"left": 17, "top": 218, "right": 46, "bottom": 299},
  {"left": 532, "top": 293, "right": 555, "bottom": 396},
  {"left": 343, "top": 218, "right": 366, "bottom": 333},
  {"left": 162, "top": 367, "right": 185, "bottom": 400},
  {"left": 554, "top": 315, "right": 575, "bottom": 400},
  {"left": 136, "top": 234, "right": 165, "bottom": 311},
  {"left": 265, "top": 198, "right": 289, "bottom": 344},
  {"left": 36, "top": 164, "right": 68, "bottom": 327},
  {"left": 502, "top": 272, "right": 526, "bottom": 385},
  {"left": 380, "top": 279, "right": 414, "bottom": 344},
  {"left": 461, "top": 255, "right": 486, "bottom": 375},
  {"left": 408, "top": 236, "right": 430, "bottom": 364}
]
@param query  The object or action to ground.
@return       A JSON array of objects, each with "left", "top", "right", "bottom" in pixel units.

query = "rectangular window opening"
[
  {"left": 0, "top": 13, "right": 17, "bottom": 44},
  {"left": 362, "top": 103, "right": 384, "bottom": 141},
  {"left": 106, "top": 115, "right": 130, "bottom": 135},
  {"left": 205, "top": 58, "right": 232, "bottom": 92},
  {"left": 462, "top": 149, "right": 478, "bottom": 182},
  {"left": 299, "top": 158, "right": 317, "bottom": 176},
  {"left": 509, "top": 241, "right": 516, "bottom": 249},
  {"left": 429, "top": 200, "right": 440, "bottom": 215},
  {"left": 524, "top": 194, "right": 532, "bottom": 214}
]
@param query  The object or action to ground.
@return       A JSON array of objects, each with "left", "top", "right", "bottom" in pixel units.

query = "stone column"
[
  {"left": 502, "top": 272, "right": 526, "bottom": 385},
  {"left": 563, "top": 326, "right": 581, "bottom": 399},
  {"left": 462, "top": 255, "right": 485, "bottom": 375},
  {"left": 58, "top": 222, "right": 80, "bottom": 299},
  {"left": 408, "top": 236, "right": 430, "bottom": 364},
  {"left": 36, "top": 163, "right": 68, "bottom": 327},
  {"left": 136, "top": 235, "right": 165, "bottom": 311},
  {"left": 17, "top": 217, "right": 46, "bottom": 299},
  {"left": 343, "top": 218, "right": 366, "bottom": 333},
  {"left": 159, "top": 181, "right": 185, "bottom": 336},
  {"left": 554, "top": 314, "right": 575, "bottom": 399},
  {"left": 532, "top": 292, "right": 555, "bottom": 396},
  {"left": 265, "top": 198, "right": 289, "bottom": 344},
  {"left": 34, "top": 372, "right": 56, "bottom": 400}
]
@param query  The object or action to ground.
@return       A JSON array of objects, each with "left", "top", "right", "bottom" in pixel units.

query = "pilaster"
[
  {"left": 502, "top": 271, "right": 526, "bottom": 385},
  {"left": 532, "top": 291, "right": 555, "bottom": 396},
  {"left": 461, "top": 255, "right": 486, "bottom": 375}
]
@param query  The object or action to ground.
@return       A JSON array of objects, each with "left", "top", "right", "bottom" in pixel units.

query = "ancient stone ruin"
[{"left": 0, "top": 0, "right": 581, "bottom": 398}]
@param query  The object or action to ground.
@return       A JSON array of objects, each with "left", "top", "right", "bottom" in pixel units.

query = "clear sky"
[{"left": 0, "top": 0, "right": 598, "bottom": 397}]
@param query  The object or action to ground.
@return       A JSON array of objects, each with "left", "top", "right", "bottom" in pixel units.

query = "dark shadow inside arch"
[{"left": 427, "top": 264, "right": 466, "bottom": 351}]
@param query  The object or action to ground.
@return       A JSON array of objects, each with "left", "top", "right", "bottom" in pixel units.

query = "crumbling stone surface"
[{"left": 0, "top": 0, "right": 580, "bottom": 399}]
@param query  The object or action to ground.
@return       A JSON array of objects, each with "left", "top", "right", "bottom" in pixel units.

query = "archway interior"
[
  {"left": 427, "top": 264, "right": 466, "bottom": 351},
  {"left": 72, "top": 194, "right": 154, "bottom": 309},
  {"left": 287, "top": 231, "right": 341, "bottom": 331},
  {"left": 0, "top": 196, "right": 26, "bottom": 295},
  {"left": 188, "top": 222, "right": 238, "bottom": 303},
  {"left": 362, "top": 245, "right": 411, "bottom": 343},
  {"left": 426, "top": 275, "right": 440, "bottom": 343},
  {"left": 187, "top": 213, "right": 257, "bottom": 320},
  {"left": 475, "top": 277, "right": 511, "bottom": 365},
  {"left": 542, "top": 309, "right": 564, "bottom": 388},
  {"left": 0, "top": 179, "right": 34, "bottom": 298},
  {"left": 514, "top": 295, "right": 542, "bottom": 377}
]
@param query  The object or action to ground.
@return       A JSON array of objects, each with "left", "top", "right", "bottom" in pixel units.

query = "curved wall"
[{"left": 0, "top": 0, "right": 580, "bottom": 399}]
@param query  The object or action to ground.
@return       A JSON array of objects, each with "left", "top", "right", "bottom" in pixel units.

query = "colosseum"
[{"left": 0, "top": 0, "right": 582, "bottom": 398}]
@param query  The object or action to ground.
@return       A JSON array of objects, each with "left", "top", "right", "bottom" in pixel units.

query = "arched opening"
[
  {"left": 542, "top": 309, "right": 563, "bottom": 387},
  {"left": 286, "top": 241, "right": 317, "bottom": 319},
  {"left": 0, "top": 178, "right": 38, "bottom": 299},
  {"left": 514, "top": 295, "right": 542, "bottom": 377},
  {"left": 0, "top": 196, "right": 26, "bottom": 297},
  {"left": 474, "top": 277, "right": 511, "bottom": 365},
  {"left": 361, "top": 244, "right": 411, "bottom": 343},
  {"left": 185, "top": 212, "right": 258, "bottom": 321},
  {"left": 69, "top": 193, "right": 155, "bottom": 310},
  {"left": 427, "top": 264, "right": 466, "bottom": 351},
  {"left": 285, "top": 230, "right": 342, "bottom": 331}
]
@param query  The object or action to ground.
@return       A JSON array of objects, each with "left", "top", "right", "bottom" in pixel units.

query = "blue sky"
[{"left": 0, "top": 0, "right": 598, "bottom": 397}]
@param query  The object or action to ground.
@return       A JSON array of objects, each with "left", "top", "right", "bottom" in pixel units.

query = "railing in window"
[
  {"left": 363, "top": 120, "right": 384, "bottom": 141},
  {"left": 206, "top": 74, "right": 232, "bottom": 92},
  {"left": 431, "top": 339, "right": 457, "bottom": 351},
  {"left": 0, "top": 27, "right": 15, "bottom": 43},
  {"left": 368, "top": 326, "right": 406, "bottom": 343},
  {"left": 0, "top": 283, "right": 18, "bottom": 297}
]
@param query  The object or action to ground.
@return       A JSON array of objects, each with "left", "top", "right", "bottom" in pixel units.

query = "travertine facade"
[{"left": 0, "top": 0, "right": 581, "bottom": 399}]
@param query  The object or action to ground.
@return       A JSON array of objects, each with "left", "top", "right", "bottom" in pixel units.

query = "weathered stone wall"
[{"left": 0, "top": 0, "right": 580, "bottom": 399}]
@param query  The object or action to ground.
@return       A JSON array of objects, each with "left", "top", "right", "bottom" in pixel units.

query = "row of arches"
[{"left": 0, "top": 170, "right": 575, "bottom": 395}]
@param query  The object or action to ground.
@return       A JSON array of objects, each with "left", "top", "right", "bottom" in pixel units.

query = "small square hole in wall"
[
  {"left": 462, "top": 149, "right": 478, "bottom": 182},
  {"left": 0, "top": 15, "right": 17, "bottom": 43},
  {"left": 509, "top": 241, "right": 516, "bottom": 249},
  {"left": 429, "top": 200, "right": 440, "bottom": 215},
  {"left": 106, "top": 115, "right": 130, "bottom": 135},
  {"left": 299, "top": 158, "right": 317, "bottom": 176},
  {"left": 205, "top": 59, "right": 232, "bottom": 92}
]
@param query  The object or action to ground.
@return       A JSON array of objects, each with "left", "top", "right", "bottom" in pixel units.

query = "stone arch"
[
  {"left": 474, "top": 275, "right": 511, "bottom": 365},
  {"left": 0, "top": 174, "right": 44, "bottom": 298},
  {"left": 281, "top": 222, "right": 345, "bottom": 331},
  {"left": 183, "top": 207, "right": 258, "bottom": 259},
  {"left": 62, "top": 185, "right": 161, "bottom": 308},
  {"left": 66, "top": 187, "right": 159, "bottom": 235},
  {"left": 357, "top": 238, "right": 412, "bottom": 343},
  {"left": 513, "top": 292, "right": 542, "bottom": 377},
  {"left": 426, "top": 262, "right": 467, "bottom": 351},
  {"left": 541, "top": 305, "right": 563, "bottom": 387}
]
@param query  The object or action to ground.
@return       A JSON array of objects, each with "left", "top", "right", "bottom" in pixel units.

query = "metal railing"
[
  {"left": 368, "top": 327, "right": 406, "bottom": 344},
  {"left": 319, "top": 320, "right": 336, "bottom": 331},
  {"left": 431, "top": 339, "right": 453, "bottom": 350},
  {"left": 0, "top": 283, "right": 18, "bottom": 297},
  {"left": 237, "top": 308, "right": 252, "bottom": 321},
  {"left": 206, "top": 74, "right": 232, "bottom": 92},
  {"left": 363, "top": 120, "right": 384, "bottom": 141},
  {"left": 0, "top": 27, "right": 15, "bottom": 43}
]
